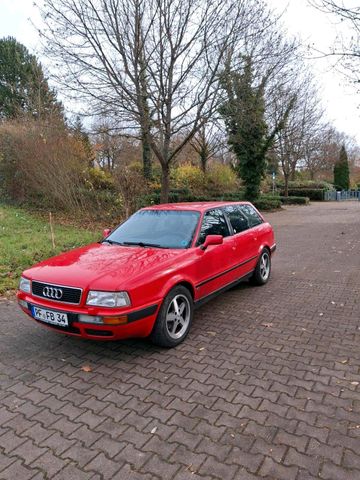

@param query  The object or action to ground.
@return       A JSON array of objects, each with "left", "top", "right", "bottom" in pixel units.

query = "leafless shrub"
[
  {"left": 113, "top": 163, "right": 148, "bottom": 217},
  {"left": 0, "top": 118, "right": 88, "bottom": 211}
]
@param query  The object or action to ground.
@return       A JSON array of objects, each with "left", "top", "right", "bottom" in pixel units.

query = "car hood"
[{"left": 24, "top": 242, "right": 187, "bottom": 290}]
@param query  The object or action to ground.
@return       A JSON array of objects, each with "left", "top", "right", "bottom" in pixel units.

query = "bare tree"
[
  {"left": 38, "top": 0, "right": 268, "bottom": 201},
  {"left": 271, "top": 73, "right": 324, "bottom": 195},
  {"left": 310, "top": 1, "right": 360, "bottom": 83},
  {"left": 190, "top": 120, "right": 226, "bottom": 172},
  {"left": 92, "top": 120, "right": 141, "bottom": 171}
]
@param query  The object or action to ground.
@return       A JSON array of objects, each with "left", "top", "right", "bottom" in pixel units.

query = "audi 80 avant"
[{"left": 17, "top": 202, "right": 276, "bottom": 347}]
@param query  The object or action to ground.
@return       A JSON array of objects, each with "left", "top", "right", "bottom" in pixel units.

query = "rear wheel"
[
  {"left": 150, "top": 285, "right": 193, "bottom": 347},
  {"left": 251, "top": 249, "right": 271, "bottom": 285}
]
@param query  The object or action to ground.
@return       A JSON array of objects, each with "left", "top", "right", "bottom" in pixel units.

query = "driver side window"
[{"left": 197, "top": 209, "right": 230, "bottom": 245}]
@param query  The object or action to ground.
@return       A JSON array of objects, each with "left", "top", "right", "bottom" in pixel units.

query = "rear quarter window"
[{"left": 238, "top": 205, "right": 263, "bottom": 228}]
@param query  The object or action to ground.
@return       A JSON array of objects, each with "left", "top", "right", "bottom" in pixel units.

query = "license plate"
[{"left": 31, "top": 306, "right": 68, "bottom": 327}]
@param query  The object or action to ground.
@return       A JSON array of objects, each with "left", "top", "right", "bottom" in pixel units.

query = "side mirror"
[
  {"left": 102, "top": 228, "right": 111, "bottom": 238},
  {"left": 200, "top": 234, "right": 223, "bottom": 251}
]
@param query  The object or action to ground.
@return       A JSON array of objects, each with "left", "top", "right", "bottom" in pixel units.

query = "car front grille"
[{"left": 31, "top": 281, "right": 82, "bottom": 304}]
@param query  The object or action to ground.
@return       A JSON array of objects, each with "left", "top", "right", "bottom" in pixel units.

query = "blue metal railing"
[{"left": 324, "top": 190, "right": 360, "bottom": 201}]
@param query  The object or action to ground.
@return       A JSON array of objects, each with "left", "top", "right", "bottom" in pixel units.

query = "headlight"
[
  {"left": 19, "top": 277, "right": 31, "bottom": 293},
  {"left": 86, "top": 291, "right": 131, "bottom": 307}
]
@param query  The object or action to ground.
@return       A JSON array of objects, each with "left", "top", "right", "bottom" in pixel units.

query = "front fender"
[{"left": 159, "top": 274, "right": 196, "bottom": 301}]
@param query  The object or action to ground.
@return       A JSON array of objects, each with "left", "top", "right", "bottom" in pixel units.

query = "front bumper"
[{"left": 17, "top": 291, "right": 160, "bottom": 340}]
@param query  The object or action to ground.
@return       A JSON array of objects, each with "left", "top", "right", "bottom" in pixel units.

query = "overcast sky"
[{"left": 1, "top": 0, "right": 359, "bottom": 142}]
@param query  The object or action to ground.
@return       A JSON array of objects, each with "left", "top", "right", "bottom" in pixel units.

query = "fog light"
[
  {"left": 103, "top": 316, "right": 128, "bottom": 325},
  {"left": 18, "top": 300, "right": 28, "bottom": 309},
  {"left": 78, "top": 314, "right": 103, "bottom": 324}
]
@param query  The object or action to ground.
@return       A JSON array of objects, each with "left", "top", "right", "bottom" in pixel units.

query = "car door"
[
  {"left": 238, "top": 204, "right": 268, "bottom": 259},
  {"left": 223, "top": 205, "right": 259, "bottom": 276},
  {"left": 194, "top": 208, "right": 238, "bottom": 299}
]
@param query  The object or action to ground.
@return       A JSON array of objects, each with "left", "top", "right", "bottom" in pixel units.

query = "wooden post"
[{"left": 49, "top": 212, "right": 55, "bottom": 249}]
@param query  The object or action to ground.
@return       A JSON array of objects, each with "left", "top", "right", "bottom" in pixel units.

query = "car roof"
[{"left": 142, "top": 201, "right": 252, "bottom": 212}]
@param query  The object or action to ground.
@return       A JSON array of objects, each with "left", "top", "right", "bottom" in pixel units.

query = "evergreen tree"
[
  {"left": 219, "top": 57, "right": 290, "bottom": 200},
  {"left": 0, "top": 37, "right": 63, "bottom": 120},
  {"left": 333, "top": 145, "right": 350, "bottom": 190},
  {"left": 73, "top": 116, "right": 95, "bottom": 167}
]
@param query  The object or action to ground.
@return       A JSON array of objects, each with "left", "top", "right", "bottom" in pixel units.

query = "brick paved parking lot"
[{"left": 1, "top": 202, "right": 360, "bottom": 480}]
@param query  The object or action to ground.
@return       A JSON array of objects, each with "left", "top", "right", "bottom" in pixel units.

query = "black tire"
[
  {"left": 150, "top": 285, "right": 193, "bottom": 347},
  {"left": 250, "top": 249, "right": 271, "bottom": 286}
]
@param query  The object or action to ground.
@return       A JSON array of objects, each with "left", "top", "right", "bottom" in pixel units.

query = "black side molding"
[
  {"left": 128, "top": 304, "right": 158, "bottom": 323},
  {"left": 270, "top": 244, "right": 277, "bottom": 253},
  {"left": 195, "top": 256, "right": 258, "bottom": 289},
  {"left": 194, "top": 270, "right": 254, "bottom": 309}
]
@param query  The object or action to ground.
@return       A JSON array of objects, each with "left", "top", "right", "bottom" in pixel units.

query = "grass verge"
[{"left": 0, "top": 204, "right": 99, "bottom": 296}]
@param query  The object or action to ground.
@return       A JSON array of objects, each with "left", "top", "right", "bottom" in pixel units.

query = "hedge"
[
  {"left": 138, "top": 191, "right": 281, "bottom": 210},
  {"left": 253, "top": 198, "right": 281, "bottom": 210},
  {"left": 280, "top": 196, "right": 309, "bottom": 205},
  {"left": 276, "top": 180, "right": 333, "bottom": 191},
  {"left": 280, "top": 188, "right": 324, "bottom": 201}
]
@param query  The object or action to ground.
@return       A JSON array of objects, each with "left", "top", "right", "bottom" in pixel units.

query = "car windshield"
[{"left": 105, "top": 210, "right": 200, "bottom": 249}]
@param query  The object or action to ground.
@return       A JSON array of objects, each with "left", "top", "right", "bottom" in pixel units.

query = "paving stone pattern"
[{"left": 1, "top": 202, "right": 360, "bottom": 479}]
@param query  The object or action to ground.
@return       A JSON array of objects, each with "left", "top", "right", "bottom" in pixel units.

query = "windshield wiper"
[
  {"left": 101, "top": 239, "right": 123, "bottom": 246},
  {"left": 122, "top": 241, "right": 168, "bottom": 248}
]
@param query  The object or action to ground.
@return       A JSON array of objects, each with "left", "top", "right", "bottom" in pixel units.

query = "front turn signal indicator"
[{"left": 103, "top": 316, "right": 128, "bottom": 325}]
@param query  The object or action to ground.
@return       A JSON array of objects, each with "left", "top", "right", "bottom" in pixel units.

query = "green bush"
[
  {"left": 276, "top": 180, "right": 334, "bottom": 191},
  {"left": 280, "top": 196, "right": 309, "bottom": 205},
  {"left": 280, "top": 188, "right": 324, "bottom": 201},
  {"left": 205, "top": 163, "right": 238, "bottom": 194},
  {"left": 253, "top": 198, "right": 281, "bottom": 210},
  {"left": 138, "top": 190, "right": 281, "bottom": 211},
  {"left": 86, "top": 167, "right": 116, "bottom": 191},
  {"left": 171, "top": 163, "right": 238, "bottom": 195},
  {"left": 172, "top": 164, "right": 206, "bottom": 192}
]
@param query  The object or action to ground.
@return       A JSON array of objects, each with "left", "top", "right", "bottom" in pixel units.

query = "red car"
[{"left": 17, "top": 202, "right": 276, "bottom": 347}]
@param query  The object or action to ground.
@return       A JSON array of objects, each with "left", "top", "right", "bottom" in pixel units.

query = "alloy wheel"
[{"left": 165, "top": 294, "right": 191, "bottom": 340}]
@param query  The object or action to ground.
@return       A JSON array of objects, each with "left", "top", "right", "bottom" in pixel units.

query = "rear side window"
[
  {"left": 239, "top": 205, "right": 263, "bottom": 228},
  {"left": 223, "top": 206, "right": 249, "bottom": 234},
  {"left": 197, "top": 209, "right": 230, "bottom": 245}
]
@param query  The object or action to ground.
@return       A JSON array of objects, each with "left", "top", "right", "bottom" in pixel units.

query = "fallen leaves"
[
  {"left": 207, "top": 331, "right": 217, "bottom": 337},
  {"left": 81, "top": 365, "right": 92, "bottom": 372}
]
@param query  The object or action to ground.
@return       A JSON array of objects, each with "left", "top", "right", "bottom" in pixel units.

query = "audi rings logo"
[{"left": 42, "top": 286, "right": 63, "bottom": 300}]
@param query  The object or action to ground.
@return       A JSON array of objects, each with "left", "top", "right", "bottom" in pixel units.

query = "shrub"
[
  {"left": 138, "top": 191, "right": 281, "bottom": 210},
  {"left": 280, "top": 196, "right": 309, "bottom": 205},
  {"left": 205, "top": 163, "right": 238, "bottom": 194},
  {"left": 277, "top": 180, "right": 334, "bottom": 191},
  {"left": 171, "top": 162, "right": 238, "bottom": 195},
  {"left": 86, "top": 167, "right": 115, "bottom": 191},
  {"left": 280, "top": 188, "right": 324, "bottom": 201},
  {"left": 113, "top": 163, "right": 149, "bottom": 216},
  {"left": 173, "top": 164, "right": 205, "bottom": 193},
  {"left": 0, "top": 118, "right": 89, "bottom": 211},
  {"left": 253, "top": 198, "right": 281, "bottom": 210}
]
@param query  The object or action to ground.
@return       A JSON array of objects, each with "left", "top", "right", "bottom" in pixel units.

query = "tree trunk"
[
  {"left": 141, "top": 128, "right": 152, "bottom": 179},
  {"left": 160, "top": 163, "right": 170, "bottom": 203},
  {"left": 290, "top": 166, "right": 296, "bottom": 181},
  {"left": 200, "top": 151, "right": 207, "bottom": 173},
  {"left": 284, "top": 174, "right": 289, "bottom": 197}
]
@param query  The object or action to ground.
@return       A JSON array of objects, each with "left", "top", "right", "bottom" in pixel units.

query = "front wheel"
[
  {"left": 150, "top": 286, "right": 193, "bottom": 347},
  {"left": 251, "top": 249, "right": 271, "bottom": 286}
]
